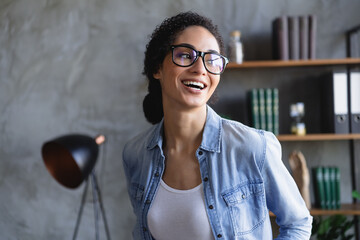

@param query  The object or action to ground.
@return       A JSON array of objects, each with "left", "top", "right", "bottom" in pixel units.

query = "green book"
[
  {"left": 257, "top": 88, "right": 266, "bottom": 130},
  {"left": 322, "top": 167, "right": 332, "bottom": 209},
  {"left": 272, "top": 88, "right": 279, "bottom": 135},
  {"left": 249, "top": 89, "right": 260, "bottom": 129},
  {"left": 312, "top": 167, "right": 325, "bottom": 209},
  {"left": 334, "top": 167, "right": 341, "bottom": 209},
  {"left": 265, "top": 88, "right": 273, "bottom": 132},
  {"left": 329, "top": 167, "right": 336, "bottom": 209}
]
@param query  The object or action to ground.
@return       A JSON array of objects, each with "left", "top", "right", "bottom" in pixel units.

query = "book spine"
[
  {"left": 312, "top": 167, "right": 326, "bottom": 209},
  {"left": 250, "top": 89, "right": 260, "bottom": 129},
  {"left": 272, "top": 16, "right": 289, "bottom": 60},
  {"left": 265, "top": 88, "right": 273, "bottom": 132},
  {"left": 334, "top": 167, "right": 341, "bottom": 209},
  {"left": 299, "top": 15, "right": 309, "bottom": 59},
  {"left": 288, "top": 16, "right": 300, "bottom": 60},
  {"left": 329, "top": 167, "right": 336, "bottom": 209},
  {"left": 322, "top": 167, "right": 332, "bottom": 209},
  {"left": 309, "top": 15, "right": 317, "bottom": 59},
  {"left": 272, "top": 88, "right": 279, "bottom": 135},
  {"left": 258, "top": 88, "right": 266, "bottom": 130}
]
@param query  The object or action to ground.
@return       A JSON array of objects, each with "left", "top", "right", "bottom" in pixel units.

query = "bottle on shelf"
[{"left": 228, "top": 30, "right": 243, "bottom": 64}]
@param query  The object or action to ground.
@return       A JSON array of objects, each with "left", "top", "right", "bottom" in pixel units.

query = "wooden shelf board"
[
  {"left": 270, "top": 204, "right": 360, "bottom": 217},
  {"left": 277, "top": 133, "right": 360, "bottom": 141},
  {"left": 310, "top": 204, "right": 360, "bottom": 216},
  {"left": 226, "top": 58, "right": 360, "bottom": 69}
]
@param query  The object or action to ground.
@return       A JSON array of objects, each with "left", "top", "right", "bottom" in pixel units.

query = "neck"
[{"left": 162, "top": 106, "right": 207, "bottom": 153}]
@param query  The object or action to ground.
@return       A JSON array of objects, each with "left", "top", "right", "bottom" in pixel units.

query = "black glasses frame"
[{"left": 170, "top": 44, "right": 229, "bottom": 75}]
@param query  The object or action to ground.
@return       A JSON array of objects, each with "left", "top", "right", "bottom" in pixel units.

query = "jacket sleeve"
[{"left": 261, "top": 131, "right": 313, "bottom": 239}]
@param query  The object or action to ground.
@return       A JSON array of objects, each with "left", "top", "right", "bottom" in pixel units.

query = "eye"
[{"left": 176, "top": 52, "right": 192, "bottom": 60}]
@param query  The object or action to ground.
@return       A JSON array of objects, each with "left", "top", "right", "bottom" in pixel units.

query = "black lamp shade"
[{"left": 41, "top": 134, "right": 99, "bottom": 189}]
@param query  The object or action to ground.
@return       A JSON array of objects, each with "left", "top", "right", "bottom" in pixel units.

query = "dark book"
[
  {"left": 334, "top": 167, "right": 341, "bottom": 209},
  {"left": 309, "top": 15, "right": 317, "bottom": 59},
  {"left": 272, "top": 88, "right": 279, "bottom": 135},
  {"left": 350, "top": 72, "right": 360, "bottom": 133},
  {"left": 321, "top": 72, "right": 350, "bottom": 134},
  {"left": 299, "top": 15, "right": 309, "bottom": 59},
  {"left": 322, "top": 167, "right": 332, "bottom": 209},
  {"left": 312, "top": 167, "right": 326, "bottom": 209},
  {"left": 258, "top": 88, "right": 266, "bottom": 130},
  {"left": 265, "top": 88, "right": 273, "bottom": 132},
  {"left": 248, "top": 89, "right": 260, "bottom": 129},
  {"left": 272, "top": 16, "right": 289, "bottom": 60},
  {"left": 288, "top": 16, "right": 300, "bottom": 60}
]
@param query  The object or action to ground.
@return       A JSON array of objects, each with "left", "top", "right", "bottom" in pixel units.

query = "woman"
[{"left": 123, "top": 11, "right": 312, "bottom": 240}]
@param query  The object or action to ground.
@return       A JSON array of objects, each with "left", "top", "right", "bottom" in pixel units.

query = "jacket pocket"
[{"left": 222, "top": 182, "right": 267, "bottom": 236}]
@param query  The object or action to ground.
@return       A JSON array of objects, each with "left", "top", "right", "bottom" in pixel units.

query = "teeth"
[{"left": 183, "top": 81, "right": 205, "bottom": 89}]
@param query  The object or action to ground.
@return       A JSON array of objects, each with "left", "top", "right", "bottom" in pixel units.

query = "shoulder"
[
  {"left": 220, "top": 118, "right": 281, "bottom": 168},
  {"left": 122, "top": 123, "right": 162, "bottom": 164}
]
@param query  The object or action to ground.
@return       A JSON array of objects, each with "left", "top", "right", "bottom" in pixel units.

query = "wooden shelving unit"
[
  {"left": 311, "top": 204, "right": 360, "bottom": 216},
  {"left": 270, "top": 203, "right": 360, "bottom": 217},
  {"left": 277, "top": 133, "right": 360, "bottom": 141},
  {"left": 226, "top": 58, "right": 360, "bottom": 69}
]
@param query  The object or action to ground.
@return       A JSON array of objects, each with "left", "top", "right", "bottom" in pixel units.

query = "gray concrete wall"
[{"left": 0, "top": 0, "right": 359, "bottom": 239}]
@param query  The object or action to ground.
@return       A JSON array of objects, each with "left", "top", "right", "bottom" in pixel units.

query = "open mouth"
[{"left": 182, "top": 81, "right": 205, "bottom": 90}]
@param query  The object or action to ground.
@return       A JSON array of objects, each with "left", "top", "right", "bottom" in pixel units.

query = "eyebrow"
[{"left": 176, "top": 43, "right": 220, "bottom": 54}]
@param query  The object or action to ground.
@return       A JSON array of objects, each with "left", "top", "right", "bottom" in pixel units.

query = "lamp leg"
[
  {"left": 91, "top": 172, "right": 112, "bottom": 240},
  {"left": 91, "top": 173, "right": 100, "bottom": 240},
  {"left": 72, "top": 179, "right": 89, "bottom": 240}
]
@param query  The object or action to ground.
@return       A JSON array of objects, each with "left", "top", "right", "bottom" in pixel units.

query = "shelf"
[
  {"left": 226, "top": 58, "right": 360, "bottom": 69},
  {"left": 277, "top": 133, "right": 360, "bottom": 141},
  {"left": 310, "top": 204, "right": 360, "bottom": 216},
  {"left": 270, "top": 204, "right": 360, "bottom": 217}
]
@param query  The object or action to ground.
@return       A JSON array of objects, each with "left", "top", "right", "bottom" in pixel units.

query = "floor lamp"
[{"left": 41, "top": 134, "right": 111, "bottom": 240}]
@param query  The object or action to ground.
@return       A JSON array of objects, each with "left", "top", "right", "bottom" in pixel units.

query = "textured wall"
[{"left": 1, "top": 0, "right": 359, "bottom": 239}]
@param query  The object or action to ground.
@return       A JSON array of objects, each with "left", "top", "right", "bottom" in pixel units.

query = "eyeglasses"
[{"left": 171, "top": 44, "right": 229, "bottom": 75}]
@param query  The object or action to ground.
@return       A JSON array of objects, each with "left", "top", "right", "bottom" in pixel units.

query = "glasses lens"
[
  {"left": 204, "top": 53, "right": 225, "bottom": 74},
  {"left": 172, "top": 46, "right": 197, "bottom": 66}
]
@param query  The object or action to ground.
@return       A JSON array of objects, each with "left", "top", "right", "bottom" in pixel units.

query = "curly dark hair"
[{"left": 142, "top": 11, "right": 225, "bottom": 124}]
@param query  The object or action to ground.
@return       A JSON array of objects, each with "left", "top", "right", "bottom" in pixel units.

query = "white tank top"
[{"left": 147, "top": 179, "right": 214, "bottom": 240}]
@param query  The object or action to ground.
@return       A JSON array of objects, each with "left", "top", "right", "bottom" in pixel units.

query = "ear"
[
  {"left": 153, "top": 71, "right": 161, "bottom": 80},
  {"left": 153, "top": 63, "right": 163, "bottom": 80}
]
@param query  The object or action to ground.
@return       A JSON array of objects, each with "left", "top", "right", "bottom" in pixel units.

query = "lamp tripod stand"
[{"left": 73, "top": 171, "right": 111, "bottom": 240}]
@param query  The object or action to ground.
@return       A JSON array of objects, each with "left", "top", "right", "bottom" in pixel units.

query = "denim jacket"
[{"left": 122, "top": 106, "right": 312, "bottom": 240}]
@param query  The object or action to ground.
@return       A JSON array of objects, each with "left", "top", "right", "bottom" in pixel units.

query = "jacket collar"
[{"left": 146, "top": 105, "right": 222, "bottom": 153}]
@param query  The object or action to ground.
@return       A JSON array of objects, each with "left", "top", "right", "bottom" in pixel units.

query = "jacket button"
[
  {"left": 146, "top": 200, "right": 151, "bottom": 204},
  {"left": 217, "top": 234, "right": 222, "bottom": 238},
  {"left": 203, "top": 177, "right": 209, "bottom": 182},
  {"left": 209, "top": 205, "right": 214, "bottom": 209},
  {"left": 143, "top": 227, "right": 147, "bottom": 232},
  {"left": 198, "top": 151, "right": 203, "bottom": 155},
  {"left": 155, "top": 172, "right": 159, "bottom": 177}
]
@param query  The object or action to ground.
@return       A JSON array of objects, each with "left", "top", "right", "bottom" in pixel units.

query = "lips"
[{"left": 182, "top": 80, "right": 206, "bottom": 90}]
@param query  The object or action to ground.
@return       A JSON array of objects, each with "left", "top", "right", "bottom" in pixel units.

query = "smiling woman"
[{"left": 122, "top": 11, "right": 313, "bottom": 240}]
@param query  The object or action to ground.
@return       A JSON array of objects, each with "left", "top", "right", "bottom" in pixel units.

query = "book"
[
  {"left": 329, "top": 167, "right": 336, "bottom": 209},
  {"left": 265, "top": 88, "right": 273, "bottom": 132},
  {"left": 322, "top": 167, "right": 332, "bottom": 209},
  {"left": 272, "top": 16, "right": 289, "bottom": 60},
  {"left": 334, "top": 167, "right": 341, "bottom": 209},
  {"left": 299, "top": 15, "right": 309, "bottom": 59},
  {"left": 312, "top": 167, "right": 326, "bottom": 209},
  {"left": 309, "top": 15, "right": 317, "bottom": 59},
  {"left": 272, "top": 88, "right": 279, "bottom": 135},
  {"left": 321, "top": 72, "right": 350, "bottom": 133},
  {"left": 350, "top": 72, "right": 360, "bottom": 133},
  {"left": 288, "top": 16, "right": 300, "bottom": 60},
  {"left": 257, "top": 88, "right": 266, "bottom": 130},
  {"left": 249, "top": 89, "right": 260, "bottom": 129}
]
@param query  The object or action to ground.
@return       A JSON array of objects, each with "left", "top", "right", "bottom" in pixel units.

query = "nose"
[{"left": 189, "top": 56, "right": 207, "bottom": 75}]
